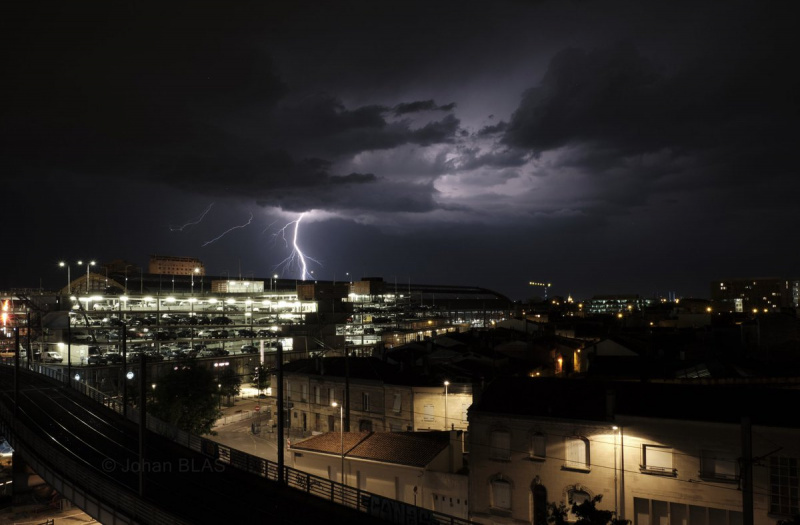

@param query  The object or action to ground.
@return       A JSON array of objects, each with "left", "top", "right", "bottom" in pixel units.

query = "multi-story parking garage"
[{"left": 1, "top": 273, "right": 515, "bottom": 369}]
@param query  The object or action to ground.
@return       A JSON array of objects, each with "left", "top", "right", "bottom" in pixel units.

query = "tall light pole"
[
  {"left": 443, "top": 380, "right": 450, "bottom": 431},
  {"left": 332, "top": 401, "right": 345, "bottom": 488},
  {"left": 192, "top": 267, "right": 200, "bottom": 295},
  {"left": 77, "top": 260, "right": 95, "bottom": 294},
  {"left": 271, "top": 274, "right": 278, "bottom": 292},
  {"left": 124, "top": 264, "right": 133, "bottom": 294},
  {"left": 59, "top": 262, "right": 71, "bottom": 294}
]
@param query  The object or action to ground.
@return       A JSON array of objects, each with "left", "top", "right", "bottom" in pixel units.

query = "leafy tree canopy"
[
  {"left": 548, "top": 495, "right": 630, "bottom": 525},
  {"left": 150, "top": 364, "right": 219, "bottom": 435}
]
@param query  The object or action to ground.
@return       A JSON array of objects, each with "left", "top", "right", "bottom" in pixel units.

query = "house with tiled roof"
[
  {"left": 289, "top": 430, "right": 469, "bottom": 519},
  {"left": 268, "top": 356, "right": 473, "bottom": 436}
]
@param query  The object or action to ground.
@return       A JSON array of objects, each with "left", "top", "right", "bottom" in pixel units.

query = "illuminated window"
[
  {"left": 565, "top": 437, "right": 589, "bottom": 470},
  {"left": 700, "top": 450, "right": 738, "bottom": 482},
  {"left": 641, "top": 445, "right": 675, "bottom": 476}
]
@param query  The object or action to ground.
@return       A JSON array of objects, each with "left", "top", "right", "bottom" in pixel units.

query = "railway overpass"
[{"left": 0, "top": 363, "right": 460, "bottom": 524}]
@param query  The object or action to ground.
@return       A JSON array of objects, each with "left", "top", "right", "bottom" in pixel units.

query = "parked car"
[
  {"left": 211, "top": 316, "right": 232, "bottom": 325},
  {"left": 105, "top": 352, "right": 124, "bottom": 364},
  {"left": 41, "top": 351, "right": 63, "bottom": 363},
  {"left": 241, "top": 345, "right": 258, "bottom": 354},
  {"left": 87, "top": 354, "right": 108, "bottom": 365}
]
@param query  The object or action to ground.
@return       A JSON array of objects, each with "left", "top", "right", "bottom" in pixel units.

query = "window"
[
  {"left": 568, "top": 489, "right": 590, "bottom": 521},
  {"left": 700, "top": 450, "right": 738, "bottom": 482},
  {"left": 392, "top": 393, "right": 402, "bottom": 414},
  {"left": 770, "top": 457, "right": 799, "bottom": 516},
  {"left": 490, "top": 429, "right": 511, "bottom": 460},
  {"left": 565, "top": 437, "right": 589, "bottom": 470},
  {"left": 314, "top": 386, "right": 320, "bottom": 405},
  {"left": 423, "top": 404, "right": 435, "bottom": 422},
  {"left": 361, "top": 392, "right": 370, "bottom": 412},
  {"left": 491, "top": 479, "right": 511, "bottom": 511},
  {"left": 328, "top": 388, "right": 335, "bottom": 404},
  {"left": 530, "top": 432, "right": 546, "bottom": 459},
  {"left": 642, "top": 445, "right": 675, "bottom": 476},
  {"left": 301, "top": 383, "right": 308, "bottom": 402},
  {"left": 634, "top": 497, "right": 742, "bottom": 525}
]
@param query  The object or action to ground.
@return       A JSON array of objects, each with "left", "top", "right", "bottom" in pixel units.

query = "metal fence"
[{"left": 11, "top": 363, "right": 472, "bottom": 525}]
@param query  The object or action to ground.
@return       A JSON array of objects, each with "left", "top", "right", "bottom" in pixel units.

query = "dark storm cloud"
[
  {"left": 255, "top": 179, "right": 439, "bottom": 215},
  {"left": 478, "top": 122, "right": 508, "bottom": 136},
  {"left": 270, "top": 94, "right": 461, "bottom": 158},
  {"left": 331, "top": 173, "right": 377, "bottom": 184},
  {"left": 3, "top": 1, "right": 463, "bottom": 215},
  {"left": 393, "top": 100, "right": 456, "bottom": 116},
  {"left": 502, "top": 38, "right": 798, "bottom": 188}
]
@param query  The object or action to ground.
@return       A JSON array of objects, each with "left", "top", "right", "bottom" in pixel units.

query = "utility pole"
[{"left": 741, "top": 416, "right": 754, "bottom": 525}]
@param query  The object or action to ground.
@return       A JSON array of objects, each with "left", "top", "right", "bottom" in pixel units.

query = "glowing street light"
[
  {"left": 331, "top": 401, "right": 345, "bottom": 488},
  {"left": 443, "top": 380, "right": 450, "bottom": 431},
  {"left": 77, "top": 260, "right": 96, "bottom": 294},
  {"left": 58, "top": 262, "right": 71, "bottom": 294},
  {"left": 192, "top": 267, "right": 200, "bottom": 294}
]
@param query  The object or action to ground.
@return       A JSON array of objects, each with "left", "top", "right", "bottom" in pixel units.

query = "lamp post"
[
  {"left": 443, "top": 380, "right": 450, "bottom": 431},
  {"left": 271, "top": 274, "right": 278, "bottom": 292},
  {"left": 332, "top": 401, "right": 345, "bottom": 488},
  {"left": 77, "top": 260, "right": 95, "bottom": 294},
  {"left": 192, "top": 267, "right": 200, "bottom": 295},
  {"left": 124, "top": 264, "right": 133, "bottom": 294},
  {"left": 58, "top": 262, "right": 71, "bottom": 294},
  {"left": 218, "top": 383, "right": 222, "bottom": 410}
]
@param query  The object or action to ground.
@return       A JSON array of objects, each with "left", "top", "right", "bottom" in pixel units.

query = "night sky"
[{"left": 4, "top": 1, "right": 799, "bottom": 300}]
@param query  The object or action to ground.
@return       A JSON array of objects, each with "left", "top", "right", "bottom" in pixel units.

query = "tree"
[
  {"left": 218, "top": 367, "right": 241, "bottom": 407},
  {"left": 253, "top": 364, "right": 269, "bottom": 395},
  {"left": 150, "top": 364, "right": 219, "bottom": 435},
  {"left": 548, "top": 495, "right": 630, "bottom": 525}
]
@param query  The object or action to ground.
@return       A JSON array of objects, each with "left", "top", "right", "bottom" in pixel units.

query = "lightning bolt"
[
  {"left": 170, "top": 203, "right": 214, "bottom": 231},
  {"left": 202, "top": 212, "right": 254, "bottom": 247},
  {"left": 273, "top": 213, "right": 321, "bottom": 280}
]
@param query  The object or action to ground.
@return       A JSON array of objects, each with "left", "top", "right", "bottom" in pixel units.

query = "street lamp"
[
  {"left": 77, "top": 260, "right": 96, "bottom": 294},
  {"left": 192, "top": 267, "right": 200, "bottom": 294},
  {"left": 58, "top": 262, "right": 71, "bottom": 294},
  {"left": 271, "top": 274, "right": 278, "bottom": 292},
  {"left": 218, "top": 383, "right": 222, "bottom": 410},
  {"left": 332, "top": 401, "right": 345, "bottom": 488},
  {"left": 443, "top": 380, "right": 450, "bottom": 431},
  {"left": 124, "top": 264, "right": 133, "bottom": 294}
]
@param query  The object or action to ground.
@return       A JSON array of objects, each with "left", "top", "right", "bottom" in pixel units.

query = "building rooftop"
[
  {"left": 471, "top": 376, "right": 800, "bottom": 428},
  {"left": 290, "top": 431, "right": 451, "bottom": 468}
]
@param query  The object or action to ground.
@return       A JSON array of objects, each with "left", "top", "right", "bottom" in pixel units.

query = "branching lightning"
[
  {"left": 272, "top": 213, "right": 321, "bottom": 280},
  {"left": 170, "top": 203, "right": 214, "bottom": 231},
  {"left": 202, "top": 212, "right": 254, "bottom": 247}
]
